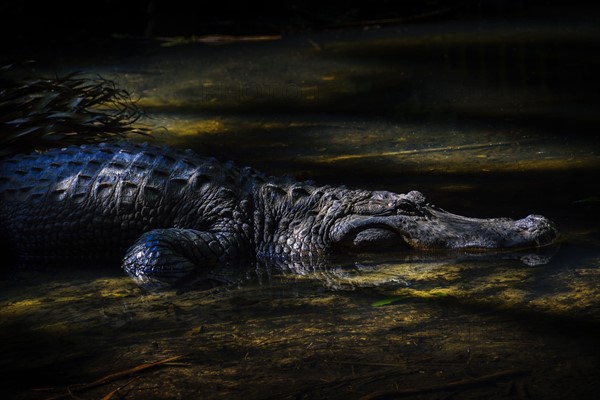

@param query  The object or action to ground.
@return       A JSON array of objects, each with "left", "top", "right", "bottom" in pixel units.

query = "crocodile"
[{"left": 0, "top": 141, "right": 558, "bottom": 285}]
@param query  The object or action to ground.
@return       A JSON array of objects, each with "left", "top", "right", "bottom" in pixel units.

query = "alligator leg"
[{"left": 122, "top": 228, "right": 240, "bottom": 284}]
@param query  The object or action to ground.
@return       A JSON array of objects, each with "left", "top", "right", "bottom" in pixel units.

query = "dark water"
[{"left": 2, "top": 13, "right": 600, "bottom": 400}]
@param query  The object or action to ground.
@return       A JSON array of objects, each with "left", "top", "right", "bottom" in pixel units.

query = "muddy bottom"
[{"left": 1, "top": 240, "right": 599, "bottom": 400}]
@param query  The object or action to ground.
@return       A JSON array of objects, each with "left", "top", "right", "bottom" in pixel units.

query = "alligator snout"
[
  {"left": 406, "top": 209, "right": 559, "bottom": 250},
  {"left": 514, "top": 214, "right": 558, "bottom": 247},
  {"left": 331, "top": 197, "right": 558, "bottom": 253}
]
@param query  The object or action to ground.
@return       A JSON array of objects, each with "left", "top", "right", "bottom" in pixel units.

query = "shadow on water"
[{"left": 1, "top": 2, "right": 600, "bottom": 399}]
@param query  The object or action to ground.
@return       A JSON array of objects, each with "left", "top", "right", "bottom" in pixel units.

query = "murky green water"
[{"left": 2, "top": 19, "right": 600, "bottom": 399}]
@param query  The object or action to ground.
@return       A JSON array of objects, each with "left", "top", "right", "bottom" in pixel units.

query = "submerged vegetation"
[{"left": 0, "top": 66, "right": 148, "bottom": 156}]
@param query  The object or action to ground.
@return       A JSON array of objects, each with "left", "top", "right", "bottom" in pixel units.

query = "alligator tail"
[{"left": 0, "top": 65, "right": 149, "bottom": 156}]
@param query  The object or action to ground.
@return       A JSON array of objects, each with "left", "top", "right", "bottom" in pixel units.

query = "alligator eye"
[{"left": 398, "top": 201, "right": 420, "bottom": 215}]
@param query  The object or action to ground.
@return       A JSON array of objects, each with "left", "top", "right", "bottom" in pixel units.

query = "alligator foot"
[{"left": 122, "top": 228, "right": 238, "bottom": 284}]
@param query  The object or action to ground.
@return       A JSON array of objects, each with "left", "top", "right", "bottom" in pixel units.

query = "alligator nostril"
[
  {"left": 520, "top": 214, "right": 543, "bottom": 226},
  {"left": 516, "top": 214, "right": 555, "bottom": 231},
  {"left": 526, "top": 214, "right": 557, "bottom": 230},
  {"left": 526, "top": 214, "right": 546, "bottom": 222},
  {"left": 520, "top": 214, "right": 558, "bottom": 244}
]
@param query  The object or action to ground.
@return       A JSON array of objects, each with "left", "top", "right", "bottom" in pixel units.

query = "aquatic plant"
[{"left": 0, "top": 66, "right": 148, "bottom": 156}]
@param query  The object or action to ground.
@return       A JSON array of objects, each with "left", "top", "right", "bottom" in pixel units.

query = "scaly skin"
[{"left": 0, "top": 141, "right": 558, "bottom": 285}]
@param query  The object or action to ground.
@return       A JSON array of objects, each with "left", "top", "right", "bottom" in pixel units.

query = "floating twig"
[
  {"left": 101, "top": 376, "right": 140, "bottom": 400},
  {"left": 307, "top": 141, "right": 539, "bottom": 163},
  {"left": 45, "top": 355, "right": 186, "bottom": 400},
  {"left": 113, "top": 33, "right": 282, "bottom": 47}
]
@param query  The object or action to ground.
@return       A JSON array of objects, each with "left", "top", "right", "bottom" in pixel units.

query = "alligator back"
[{"left": 0, "top": 142, "right": 255, "bottom": 265}]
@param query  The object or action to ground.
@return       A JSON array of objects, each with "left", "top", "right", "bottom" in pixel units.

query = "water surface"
[{"left": 2, "top": 17, "right": 600, "bottom": 400}]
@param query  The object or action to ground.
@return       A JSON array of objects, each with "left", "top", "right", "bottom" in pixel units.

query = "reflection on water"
[{"left": 2, "top": 10, "right": 600, "bottom": 400}]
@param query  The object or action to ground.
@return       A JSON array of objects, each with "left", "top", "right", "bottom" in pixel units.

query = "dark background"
[
  {"left": 1, "top": 1, "right": 599, "bottom": 47},
  {"left": 2, "top": 0, "right": 600, "bottom": 131}
]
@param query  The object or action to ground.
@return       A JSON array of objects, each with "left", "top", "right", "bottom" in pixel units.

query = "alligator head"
[
  {"left": 328, "top": 190, "right": 558, "bottom": 253},
  {"left": 260, "top": 187, "right": 558, "bottom": 258}
]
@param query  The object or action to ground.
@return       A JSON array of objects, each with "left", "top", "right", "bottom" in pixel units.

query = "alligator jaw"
[
  {"left": 332, "top": 224, "right": 412, "bottom": 251},
  {"left": 406, "top": 211, "right": 559, "bottom": 251},
  {"left": 330, "top": 210, "right": 558, "bottom": 253}
]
